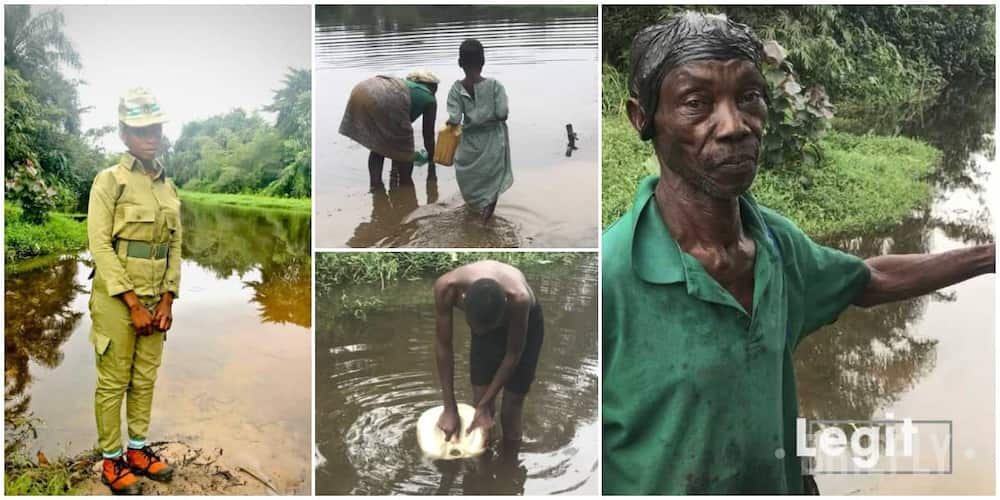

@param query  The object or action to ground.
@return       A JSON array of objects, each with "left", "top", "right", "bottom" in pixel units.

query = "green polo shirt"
[{"left": 602, "top": 176, "right": 870, "bottom": 495}]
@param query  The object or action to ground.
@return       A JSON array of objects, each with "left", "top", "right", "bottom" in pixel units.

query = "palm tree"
[
  {"left": 4, "top": 5, "right": 83, "bottom": 133},
  {"left": 4, "top": 5, "right": 80, "bottom": 77},
  {"left": 265, "top": 67, "right": 311, "bottom": 142}
]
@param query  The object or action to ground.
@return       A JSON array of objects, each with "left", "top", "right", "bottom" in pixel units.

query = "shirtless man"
[{"left": 433, "top": 260, "right": 544, "bottom": 448}]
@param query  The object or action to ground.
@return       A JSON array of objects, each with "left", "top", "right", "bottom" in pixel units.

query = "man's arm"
[
  {"left": 853, "top": 244, "right": 995, "bottom": 308},
  {"left": 434, "top": 276, "right": 457, "bottom": 413},
  {"left": 473, "top": 293, "right": 530, "bottom": 416}
]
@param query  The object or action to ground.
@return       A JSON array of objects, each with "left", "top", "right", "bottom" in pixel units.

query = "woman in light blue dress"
[{"left": 446, "top": 39, "right": 513, "bottom": 223}]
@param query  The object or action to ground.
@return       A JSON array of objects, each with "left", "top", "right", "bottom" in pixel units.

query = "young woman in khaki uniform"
[{"left": 88, "top": 88, "right": 179, "bottom": 494}]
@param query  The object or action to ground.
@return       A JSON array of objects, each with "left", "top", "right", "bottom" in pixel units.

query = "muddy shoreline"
[{"left": 11, "top": 440, "right": 306, "bottom": 496}]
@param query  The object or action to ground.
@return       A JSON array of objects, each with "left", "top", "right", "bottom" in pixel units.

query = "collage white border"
[{"left": 0, "top": 0, "right": 997, "bottom": 498}]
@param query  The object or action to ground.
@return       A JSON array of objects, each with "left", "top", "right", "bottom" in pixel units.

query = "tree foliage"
[
  {"left": 4, "top": 7, "right": 110, "bottom": 222},
  {"left": 4, "top": 5, "right": 83, "bottom": 134},
  {"left": 167, "top": 68, "right": 311, "bottom": 198},
  {"left": 602, "top": 5, "right": 993, "bottom": 127}
]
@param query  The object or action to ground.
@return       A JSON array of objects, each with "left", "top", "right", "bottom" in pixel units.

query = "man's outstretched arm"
[{"left": 853, "top": 244, "right": 995, "bottom": 308}]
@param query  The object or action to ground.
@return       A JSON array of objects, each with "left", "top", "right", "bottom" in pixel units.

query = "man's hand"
[
  {"left": 152, "top": 294, "right": 173, "bottom": 332},
  {"left": 467, "top": 405, "right": 495, "bottom": 437},
  {"left": 437, "top": 407, "right": 461, "bottom": 442},
  {"left": 128, "top": 303, "right": 155, "bottom": 336}
]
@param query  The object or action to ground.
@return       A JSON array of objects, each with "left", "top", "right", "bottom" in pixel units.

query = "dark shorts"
[{"left": 469, "top": 302, "right": 544, "bottom": 395}]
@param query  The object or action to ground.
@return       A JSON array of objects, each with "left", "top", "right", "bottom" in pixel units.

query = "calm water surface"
[
  {"left": 315, "top": 6, "right": 599, "bottom": 248},
  {"left": 4, "top": 201, "right": 312, "bottom": 494},
  {"left": 315, "top": 255, "right": 599, "bottom": 494},
  {"left": 798, "top": 80, "right": 995, "bottom": 494}
]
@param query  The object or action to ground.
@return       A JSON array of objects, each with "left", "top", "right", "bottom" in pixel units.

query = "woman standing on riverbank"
[
  {"left": 447, "top": 39, "right": 513, "bottom": 223},
  {"left": 87, "top": 88, "right": 180, "bottom": 494}
]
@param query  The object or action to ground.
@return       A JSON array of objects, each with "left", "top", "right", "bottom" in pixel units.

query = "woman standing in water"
[
  {"left": 340, "top": 71, "right": 439, "bottom": 189},
  {"left": 447, "top": 39, "right": 513, "bottom": 223}
]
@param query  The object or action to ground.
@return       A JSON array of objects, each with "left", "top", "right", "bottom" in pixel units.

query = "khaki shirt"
[{"left": 87, "top": 153, "right": 182, "bottom": 299}]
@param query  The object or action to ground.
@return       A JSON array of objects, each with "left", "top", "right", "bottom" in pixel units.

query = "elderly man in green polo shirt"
[{"left": 601, "top": 12, "right": 996, "bottom": 495}]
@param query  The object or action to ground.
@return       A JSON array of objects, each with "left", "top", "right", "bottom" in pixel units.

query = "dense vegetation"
[
  {"left": 167, "top": 68, "right": 311, "bottom": 198},
  {"left": 603, "top": 5, "right": 994, "bottom": 131},
  {"left": 317, "top": 252, "right": 581, "bottom": 293},
  {"left": 4, "top": 6, "right": 112, "bottom": 220},
  {"left": 316, "top": 252, "right": 587, "bottom": 321},
  {"left": 4, "top": 202, "right": 87, "bottom": 263}
]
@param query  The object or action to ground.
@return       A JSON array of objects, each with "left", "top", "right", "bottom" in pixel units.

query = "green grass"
[
  {"left": 4, "top": 203, "right": 88, "bottom": 263},
  {"left": 317, "top": 252, "right": 593, "bottom": 322},
  {"left": 602, "top": 112, "right": 654, "bottom": 229},
  {"left": 4, "top": 416, "right": 87, "bottom": 495},
  {"left": 602, "top": 114, "right": 940, "bottom": 239},
  {"left": 179, "top": 190, "right": 311, "bottom": 213},
  {"left": 753, "top": 133, "right": 939, "bottom": 238},
  {"left": 4, "top": 461, "right": 79, "bottom": 495},
  {"left": 316, "top": 252, "right": 583, "bottom": 292}
]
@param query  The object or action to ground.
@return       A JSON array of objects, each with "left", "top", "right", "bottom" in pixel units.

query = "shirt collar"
[
  {"left": 629, "top": 175, "right": 778, "bottom": 286},
  {"left": 121, "top": 152, "right": 165, "bottom": 181}
]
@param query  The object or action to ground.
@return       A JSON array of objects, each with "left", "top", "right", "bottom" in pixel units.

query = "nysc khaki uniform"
[{"left": 87, "top": 152, "right": 181, "bottom": 455}]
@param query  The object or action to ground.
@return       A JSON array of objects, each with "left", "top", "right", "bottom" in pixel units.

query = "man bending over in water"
[{"left": 433, "top": 260, "right": 544, "bottom": 449}]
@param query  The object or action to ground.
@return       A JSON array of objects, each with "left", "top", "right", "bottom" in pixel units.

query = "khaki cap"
[{"left": 118, "top": 88, "right": 168, "bottom": 127}]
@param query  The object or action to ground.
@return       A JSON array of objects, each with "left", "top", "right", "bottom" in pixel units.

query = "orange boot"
[
  {"left": 101, "top": 456, "right": 141, "bottom": 495},
  {"left": 126, "top": 446, "right": 174, "bottom": 482}
]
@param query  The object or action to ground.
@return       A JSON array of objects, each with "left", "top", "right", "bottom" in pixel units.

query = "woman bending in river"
[
  {"left": 447, "top": 39, "right": 513, "bottom": 223},
  {"left": 340, "top": 70, "right": 439, "bottom": 189}
]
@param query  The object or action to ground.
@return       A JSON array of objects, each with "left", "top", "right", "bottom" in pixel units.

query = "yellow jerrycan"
[{"left": 433, "top": 124, "right": 462, "bottom": 166}]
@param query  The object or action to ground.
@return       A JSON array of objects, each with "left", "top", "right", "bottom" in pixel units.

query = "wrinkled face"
[
  {"left": 635, "top": 59, "right": 767, "bottom": 199},
  {"left": 121, "top": 124, "right": 162, "bottom": 162}
]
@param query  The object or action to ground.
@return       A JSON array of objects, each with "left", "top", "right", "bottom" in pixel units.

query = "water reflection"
[
  {"left": 181, "top": 201, "right": 311, "bottom": 327},
  {"left": 315, "top": 255, "right": 599, "bottom": 495},
  {"left": 348, "top": 182, "right": 522, "bottom": 248},
  {"left": 4, "top": 258, "right": 84, "bottom": 453},
  {"left": 315, "top": 5, "right": 598, "bottom": 69},
  {"left": 347, "top": 182, "right": 428, "bottom": 248},
  {"left": 796, "top": 79, "right": 994, "bottom": 494},
  {"left": 902, "top": 78, "right": 996, "bottom": 195}
]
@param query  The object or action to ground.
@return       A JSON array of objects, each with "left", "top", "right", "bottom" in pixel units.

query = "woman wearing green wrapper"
[
  {"left": 340, "top": 70, "right": 439, "bottom": 189},
  {"left": 446, "top": 39, "right": 512, "bottom": 223}
]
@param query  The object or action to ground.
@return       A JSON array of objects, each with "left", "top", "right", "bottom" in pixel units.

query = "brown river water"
[
  {"left": 797, "top": 80, "right": 995, "bottom": 494},
  {"left": 4, "top": 201, "right": 312, "bottom": 494},
  {"left": 314, "top": 6, "right": 600, "bottom": 248},
  {"left": 314, "top": 254, "right": 599, "bottom": 494}
]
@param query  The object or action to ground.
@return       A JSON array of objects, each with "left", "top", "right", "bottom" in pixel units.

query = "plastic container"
[
  {"left": 416, "top": 403, "right": 486, "bottom": 459},
  {"left": 433, "top": 124, "right": 462, "bottom": 166}
]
